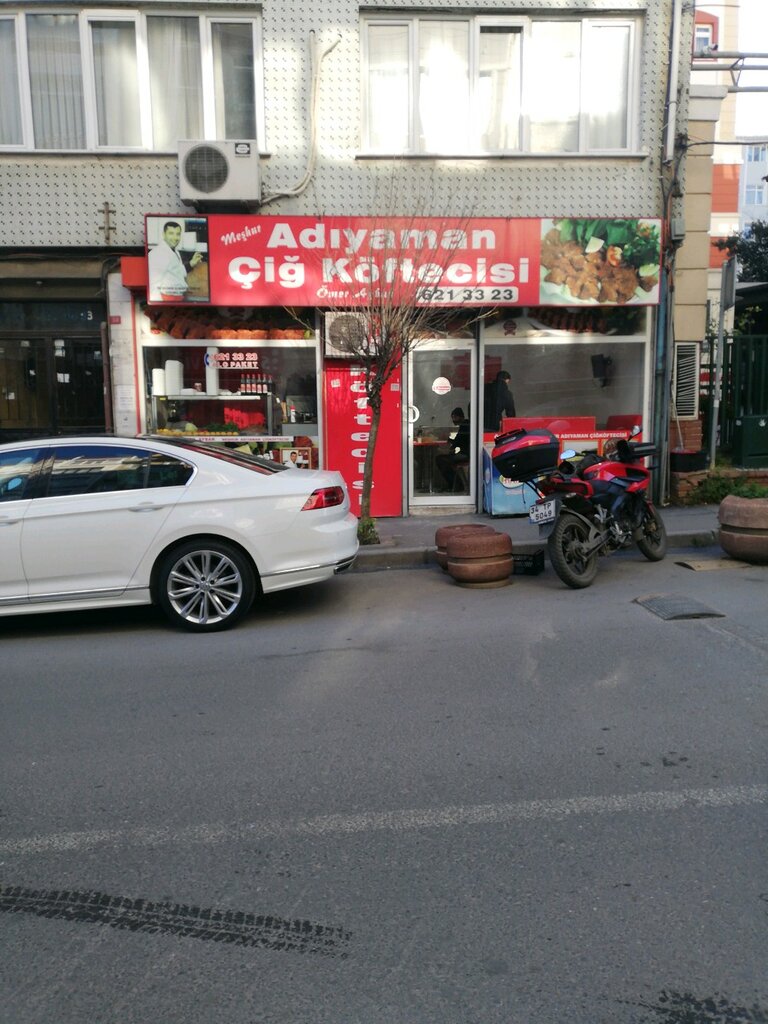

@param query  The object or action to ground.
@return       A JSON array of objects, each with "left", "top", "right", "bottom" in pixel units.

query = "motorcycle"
[{"left": 491, "top": 426, "right": 667, "bottom": 589}]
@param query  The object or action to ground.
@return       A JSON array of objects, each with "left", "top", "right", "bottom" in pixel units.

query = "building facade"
[{"left": 1, "top": 0, "right": 697, "bottom": 514}]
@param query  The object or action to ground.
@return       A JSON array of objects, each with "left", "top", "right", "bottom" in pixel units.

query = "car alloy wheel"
[{"left": 156, "top": 540, "right": 256, "bottom": 632}]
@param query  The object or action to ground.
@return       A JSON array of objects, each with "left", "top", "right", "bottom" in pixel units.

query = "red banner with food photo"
[{"left": 146, "top": 215, "right": 662, "bottom": 308}]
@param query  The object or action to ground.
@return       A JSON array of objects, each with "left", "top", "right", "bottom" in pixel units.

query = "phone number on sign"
[{"left": 416, "top": 286, "right": 519, "bottom": 304}]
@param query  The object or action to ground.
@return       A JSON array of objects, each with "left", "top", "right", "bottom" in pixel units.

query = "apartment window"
[
  {"left": 0, "top": 10, "right": 263, "bottom": 151},
  {"left": 747, "top": 144, "right": 768, "bottom": 163},
  {"left": 745, "top": 185, "right": 765, "bottom": 205},
  {"left": 362, "top": 14, "right": 640, "bottom": 156}
]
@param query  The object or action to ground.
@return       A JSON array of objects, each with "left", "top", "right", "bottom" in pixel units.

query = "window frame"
[
  {"left": 361, "top": 13, "right": 642, "bottom": 158},
  {"left": 0, "top": 7, "right": 264, "bottom": 153}
]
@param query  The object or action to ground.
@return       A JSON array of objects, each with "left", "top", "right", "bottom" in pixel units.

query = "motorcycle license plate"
[{"left": 529, "top": 499, "right": 557, "bottom": 525}]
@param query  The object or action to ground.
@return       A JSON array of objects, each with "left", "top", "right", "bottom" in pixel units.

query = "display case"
[{"left": 138, "top": 304, "right": 321, "bottom": 467}]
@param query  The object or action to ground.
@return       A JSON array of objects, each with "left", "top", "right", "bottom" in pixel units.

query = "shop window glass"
[
  {"left": 0, "top": 20, "right": 23, "bottom": 145},
  {"left": 142, "top": 329, "right": 320, "bottom": 468},
  {"left": 45, "top": 446, "right": 148, "bottom": 497},
  {"left": 483, "top": 308, "right": 647, "bottom": 433}
]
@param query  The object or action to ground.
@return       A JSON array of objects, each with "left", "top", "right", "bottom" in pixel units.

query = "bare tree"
[{"left": 314, "top": 173, "right": 480, "bottom": 539}]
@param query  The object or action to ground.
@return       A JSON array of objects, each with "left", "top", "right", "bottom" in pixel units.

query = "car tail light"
[{"left": 301, "top": 486, "right": 345, "bottom": 511}]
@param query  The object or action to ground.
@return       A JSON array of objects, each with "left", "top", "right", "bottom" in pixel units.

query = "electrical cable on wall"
[{"left": 260, "top": 31, "right": 341, "bottom": 205}]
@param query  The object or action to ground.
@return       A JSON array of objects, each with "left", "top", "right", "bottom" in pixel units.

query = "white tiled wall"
[{"left": 0, "top": 0, "right": 691, "bottom": 248}]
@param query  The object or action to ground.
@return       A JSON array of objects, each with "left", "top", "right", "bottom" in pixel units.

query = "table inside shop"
[{"left": 413, "top": 439, "right": 447, "bottom": 493}]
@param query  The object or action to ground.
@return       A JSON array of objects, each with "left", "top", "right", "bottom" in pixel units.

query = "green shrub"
[
  {"left": 685, "top": 474, "right": 768, "bottom": 505},
  {"left": 357, "top": 516, "right": 381, "bottom": 545}
]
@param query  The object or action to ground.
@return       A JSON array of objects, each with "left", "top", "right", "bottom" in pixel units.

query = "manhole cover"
[{"left": 635, "top": 594, "right": 725, "bottom": 620}]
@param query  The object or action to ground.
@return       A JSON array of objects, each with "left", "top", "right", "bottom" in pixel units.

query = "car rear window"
[{"left": 165, "top": 440, "right": 287, "bottom": 475}]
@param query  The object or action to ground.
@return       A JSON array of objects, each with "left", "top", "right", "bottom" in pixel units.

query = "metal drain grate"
[{"left": 635, "top": 594, "right": 725, "bottom": 620}]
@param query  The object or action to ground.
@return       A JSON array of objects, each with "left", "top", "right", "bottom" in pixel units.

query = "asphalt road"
[{"left": 1, "top": 548, "right": 767, "bottom": 1024}]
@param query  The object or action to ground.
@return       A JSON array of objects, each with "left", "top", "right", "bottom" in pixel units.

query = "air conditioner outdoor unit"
[
  {"left": 324, "top": 311, "right": 371, "bottom": 358},
  {"left": 178, "top": 140, "right": 261, "bottom": 203}
]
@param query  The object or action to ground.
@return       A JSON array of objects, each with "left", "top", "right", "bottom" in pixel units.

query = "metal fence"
[{"left": 701, "top": 334, "right": 768, "bottom": 451}]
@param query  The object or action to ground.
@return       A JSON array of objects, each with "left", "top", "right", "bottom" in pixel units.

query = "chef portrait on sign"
[{"left": 147, "top": 217, "right": 209, "bottom": 303}]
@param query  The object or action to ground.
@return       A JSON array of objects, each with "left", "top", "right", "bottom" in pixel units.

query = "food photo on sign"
[{"left": 539, "top": 218, "right": 661, "bottom": 306}]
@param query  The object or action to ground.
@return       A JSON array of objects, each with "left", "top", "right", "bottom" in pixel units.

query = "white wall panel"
[{"left": 0, "top": 0, "right": 690, "bottom": 248}]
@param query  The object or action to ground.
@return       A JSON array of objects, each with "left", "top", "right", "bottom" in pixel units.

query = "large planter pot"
[
  {"left": 446, "top": 530, "right": 513, "bottom": 588},
  {"left": 434, "top": 524, "right": 496, "bottom": 571},
  {"left": 718, "top": 495, "right": 768, "bottom": 563}
]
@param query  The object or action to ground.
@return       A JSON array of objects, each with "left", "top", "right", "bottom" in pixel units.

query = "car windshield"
[{"left": 159, "top": 439, "right": 288, "bottom": 474}]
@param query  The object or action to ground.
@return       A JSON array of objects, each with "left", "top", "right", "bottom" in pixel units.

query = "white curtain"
[
  {"left": 583, "top": 25, "right": 630, "bottom": 150},
  {"left": 92, "top": 21, "right": 141, "bottom": 147},
  {"left": 0, "top": 20, "right": 22, "bottom": 145},
  {"left": 27, "top": 14, "right": 85, "bottom": 149},
  {"left": 478, "top": 27, "right": 522, "bottom": 152},
  {"left": 367, "top": 24, "right": 410, "bottom": 152},
  {"left": 528, "top": 21, "right": 580, "bottom": 153},
  {"left": 418, "top": 21, "right": 470, "bottom": 153},
  {"left": 148, "top": 16, "right": 202, "bottom": 150}
]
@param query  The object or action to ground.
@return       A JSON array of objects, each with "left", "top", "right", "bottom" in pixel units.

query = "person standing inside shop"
[
  {"left": 436, "top": 407, "right": 471, "bottom": 491},
  {"left": 484, "top": 370, "right": 516, "bottom": 433},
  {"left": 148, "top": 221, "right": 203, "bottom": 302}
]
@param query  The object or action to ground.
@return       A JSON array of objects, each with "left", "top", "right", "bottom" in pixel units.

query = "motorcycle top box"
[{"left": 491, "top": 429, "right": 560, "bottom": 481}]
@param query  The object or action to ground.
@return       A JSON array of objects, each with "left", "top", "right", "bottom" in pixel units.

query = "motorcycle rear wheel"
[
  {"left": 636, "top": 505, "right": 667, "bottom": 561},
  {"left": 547, "top": 512, "right": 599, "bottom": 588}
]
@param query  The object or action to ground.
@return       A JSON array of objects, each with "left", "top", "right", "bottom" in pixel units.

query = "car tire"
[{"left": 155, "top": 540, "right": 256, "bottom": 632}]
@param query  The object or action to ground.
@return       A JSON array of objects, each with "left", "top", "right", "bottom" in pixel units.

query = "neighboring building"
[
  {"left": 740, "top": 139, "right": 768, "bottom": 232},
  {"left": 1, "top": 0, "right": 699, "bottom": 514},
  {"left": 691, "top": 1, "right": 742, "bottom": 315}
]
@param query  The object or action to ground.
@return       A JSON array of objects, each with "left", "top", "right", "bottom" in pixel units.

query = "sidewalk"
[{"left": 353, "top": 505, "right": 722, "bottom": 570}]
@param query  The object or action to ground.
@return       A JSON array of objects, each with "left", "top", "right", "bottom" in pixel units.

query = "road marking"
[{"left": 1, "top": 784, "right": 765, "bottom": 857}]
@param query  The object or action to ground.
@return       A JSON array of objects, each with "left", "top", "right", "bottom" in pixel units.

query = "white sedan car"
[{"left": 0, "top": 436, "right": 358, "bottom": 632}]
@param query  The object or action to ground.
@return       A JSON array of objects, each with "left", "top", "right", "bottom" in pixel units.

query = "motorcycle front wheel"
[
  {"left": 636, "top": 504, "right": 668, "bottom": 561},
  {"left": 547, "top": 512, "right": 599, "bottom": 589}
]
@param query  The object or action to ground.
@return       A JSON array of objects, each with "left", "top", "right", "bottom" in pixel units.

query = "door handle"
[
  {"left": 128, "top": 504, "right": 163, "bottom": 513},
  {"left": 0, "top": 517, "right": 21, "bottom": 525}
]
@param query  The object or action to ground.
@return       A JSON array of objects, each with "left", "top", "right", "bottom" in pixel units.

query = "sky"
[{"left": 736, "top": 0, "right": 768, "bottom": 136}]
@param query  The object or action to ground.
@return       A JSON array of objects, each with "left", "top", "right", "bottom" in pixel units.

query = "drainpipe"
[
  {"left": 652, "top": 267, "right": 672, "bottom": 505},
  {"left": 664, "top": 0, "right": 684, "bottom": 165}
]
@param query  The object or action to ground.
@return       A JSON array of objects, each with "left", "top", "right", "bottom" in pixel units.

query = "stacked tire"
[
  {"left": 445, "top": 530, "right": 514, "bottom": 588},
  {"left": 718, "top": 496, "right": 768, "bottom": 563},
  {"left": 434, "top": 524, "right": 496, "bottom": 571}
]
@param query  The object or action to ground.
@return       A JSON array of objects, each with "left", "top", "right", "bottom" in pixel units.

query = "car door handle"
[
  {"left": 0, "top": 516, "right": 22, "bottom": 525},
  {"left": 129, "top": 503, "right": 164, "bottom": 513}
]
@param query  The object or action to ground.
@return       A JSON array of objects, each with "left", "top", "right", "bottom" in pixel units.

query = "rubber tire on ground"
[
  {"left": 155, "top": 540, "right": 257, "bottom": 632},
  {"left": 446, "top": 530, "right": 513, "bottom": 587},
  {"left": 718, "top": 495, "right": 768, "bottom": 563},
  {"left": 434, "top": 524, "right": 496, "bottom": 570},
  {"left": 636, "top": 504, "right": 668, "bottom": 561},
  {"left": 547, "top": 512, "right": 599, "bottom": 589}
]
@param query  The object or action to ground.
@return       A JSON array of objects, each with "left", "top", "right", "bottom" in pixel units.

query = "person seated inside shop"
[{"left": 435, "top": 407, "right": 470, "bottom": 491}]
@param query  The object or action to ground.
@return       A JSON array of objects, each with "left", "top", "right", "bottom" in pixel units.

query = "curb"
[{"left": 353, "top": 530, "right": 720, "bottom": 571}]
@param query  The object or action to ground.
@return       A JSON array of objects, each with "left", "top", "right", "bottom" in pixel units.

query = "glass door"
[{"left": 407, "top": 340, "right": 476, "bottom": 507}]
